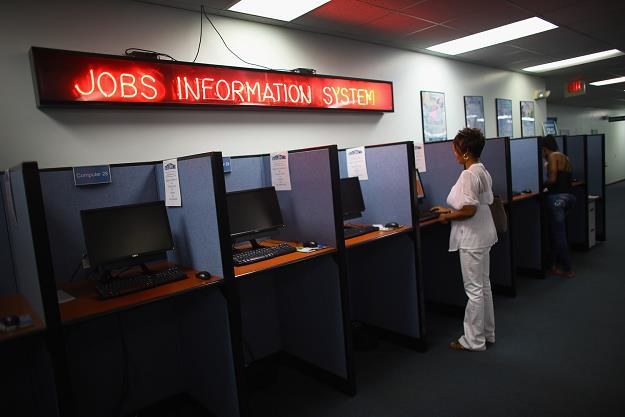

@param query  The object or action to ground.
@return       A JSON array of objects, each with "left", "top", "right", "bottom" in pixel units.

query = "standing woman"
[
  {"left": 431, "top": 128, "right": 498, "bottom": 351},
  {"left": 541, "top": 135, "right": 576, "bottom": 277}
]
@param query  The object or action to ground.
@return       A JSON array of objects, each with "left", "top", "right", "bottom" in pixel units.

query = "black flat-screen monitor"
[
  {"left": 80, "top": 201, "right": 174, "bottom": 270},
  {"left": 226, "top": 187, "right": 285, "bottom": 239},
  {"left": 340, "top": 177, "right": 365, "bottom": 220}
]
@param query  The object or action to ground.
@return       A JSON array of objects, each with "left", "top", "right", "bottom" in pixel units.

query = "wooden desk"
[
  {"left": 58, "top": 263, "right": 222, "bottom": 325},
  {"left": 234, "top": 240, "right": 336, "bottom": 279},
  {"left": 572, "top": 180, "right": 585, "bottom": 187},
  {"left": 345, "top": 225, "right": 412, "bottom": 249},
  {"left": 0, "top": 294, "right": 45, "bottom": 343},
  {"left": 512, "top": 192, "right": 540, "bottom": 203}
]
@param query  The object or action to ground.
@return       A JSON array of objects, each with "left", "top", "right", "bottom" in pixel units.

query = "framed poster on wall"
[
  {"left": 520, "top": 101, "right": 536, "bottom": 136},
  {"left": 496, "top": 98, "right": 513, "bottom": 137},
  {"left": 464, "top": 96, "right": 485, "bottom": 133},
  {"left": 421, "top": 91, "right": 447, "bottom": 142}
]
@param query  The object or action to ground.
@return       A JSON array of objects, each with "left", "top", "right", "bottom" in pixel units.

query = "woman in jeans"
[
  {"left": 541, "top": 135, "right": 576, "bottom": 277},
  {"left": 432, "top": 128, "right": 498, "bottom": 351}
]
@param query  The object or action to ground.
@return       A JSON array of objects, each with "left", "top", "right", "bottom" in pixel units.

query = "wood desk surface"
[
  {"left": 512, "top": 192, "right": 540, "bottom": 203},
  {"left": 234, "top": 240, "right": 336, "bottom": 279},
  {"left": 0, "top": 294, "right": 45, "bottom": 343},
  {"left": 58, "top": 263, "right": 222, "bottom": 325},
  {"left": 572, "top": 180, "right": 585, "bottom": 187},
  {"left": 345, "top": 225, "right": 412, "bottom": 249}
]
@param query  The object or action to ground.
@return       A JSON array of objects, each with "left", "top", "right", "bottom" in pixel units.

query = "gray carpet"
[{"left": 249, "top": 181, "right": 625, "bottom": 417}]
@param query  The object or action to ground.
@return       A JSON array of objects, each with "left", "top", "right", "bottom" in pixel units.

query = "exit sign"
[{"left": 564, "top": 80, "right": 586, "bottom": 97}]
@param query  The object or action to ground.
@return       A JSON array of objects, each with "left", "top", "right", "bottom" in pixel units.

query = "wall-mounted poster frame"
[
  {"left": 464, "top": 96, "right": 485, "bottom": 134},
  {"left": 496, "top": 98, "right": 513, "bottom": 137},
  {"left": 421, "top": 91, "right": 447, "bottom": 142},
  {"left": 520, "top": 100, "right": 536, "bottom": 137}
]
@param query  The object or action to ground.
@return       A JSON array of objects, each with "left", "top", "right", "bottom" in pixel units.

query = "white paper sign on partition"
[
  {"left": 270, "top": 151, "right": 292, "bottom": 191},
  {"left": 163, "top": 158, "right": 182, "bottom": 207},
  {"left": 414, "top": 142, "right": 427, "bottom": 173},
  {"left": 346, "top": 146, "right": 368, "bottom": 180}
]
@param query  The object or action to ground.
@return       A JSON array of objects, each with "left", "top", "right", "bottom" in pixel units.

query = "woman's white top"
[{"left": 446, "top": 163, "right": 498, "bottom": 252}]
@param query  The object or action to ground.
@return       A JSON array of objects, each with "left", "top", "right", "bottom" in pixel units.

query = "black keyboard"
[
  {"left": 419, "top": 211, "right": 440, "bottom": 222},
  {"left": 95, "top": 267, "right": 188, "bottom": 299},
  {"left": 343, "top": 225, "right": 379, "bottom": 239},
  {"left": 232, "top": 243, "right": 297, "bottom": 266}
]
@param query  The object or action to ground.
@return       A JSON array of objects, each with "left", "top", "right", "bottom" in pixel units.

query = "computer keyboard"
[
  {"left": 418, "top": 211, "right": 440, "bottom": 222},
  {"left": 343, "top": 225, "right": 380, "bottom": 239},
  {"left": 232, "top": 243, "right": 297, "bottom": 266},
  {"left": 95, "top": 267, "right": 188, "bottom": 299}
]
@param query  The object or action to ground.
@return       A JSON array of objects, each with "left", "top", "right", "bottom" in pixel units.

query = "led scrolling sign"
[{"left": 30, "top": 48, "right": 394, "bottom": 112}]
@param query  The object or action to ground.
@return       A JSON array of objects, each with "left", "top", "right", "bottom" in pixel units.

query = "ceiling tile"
[
  {"left": 397, "top": 25, "right": 465, "bottom": 50},
  {"left": 513, "top": 0, "right": 585, "bottom": 14},
  {"left": 543, "top": 0, "right": 625, "bottom": 26},
  {"left": 444, "top": 1, "right": 532, "bottom": 33},
  {"left": 355, "top": 0, "right": 425, "bottom": 11},
  {"left": 293, "top": 0, "right": 390, "bottom": 27},
  {"left": 402, "top": 0, "right": 495, "bottom": 24},
  {"left": 509, "top": 28, "right": 608, "bottom": 60},
  {"left": 367, "top": 13, "right": 434, "bottom": 36}
]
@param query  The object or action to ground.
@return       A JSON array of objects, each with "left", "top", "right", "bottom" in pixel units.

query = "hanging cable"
[{"left": 192, "top": 4, "right": 203, "bottom": 62}]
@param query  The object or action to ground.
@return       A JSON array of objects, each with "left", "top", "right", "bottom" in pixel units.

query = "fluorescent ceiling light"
[
  {"left": 229, "top": 0, "right": 330, "bottom": 21},
  {"left": 523, "top": 49, "right": 624, "bottom": 72},
  {"left": 426, "top": 17, "right": 557, "bottom": 55},
  {"left": 589, "top": 76, "right": 625, "bottom": 86}
]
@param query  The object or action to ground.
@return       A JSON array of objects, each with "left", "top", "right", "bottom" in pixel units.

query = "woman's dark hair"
[
  {"left": 540, "top": 135, "right": 559, "bottom": 151},
  {"left": 453, "top": 127, "right": 486, "bottom": 158}
]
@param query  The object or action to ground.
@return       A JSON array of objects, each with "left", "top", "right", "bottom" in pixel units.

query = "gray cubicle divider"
[
  {"left": 0, "top": 172, "right": 17, "bottom": 295},
  {"left": 555, "top": 135, "right": 565, "bottom": 153},
  {"left": 337, "top": 142, "right": 423, "bottom": 346},
  {"left": 586, "top": 134, "right": 606, "bottom": 241},
  {"left": 510, "top": 137, "right": 544, "bottom": 275},
  {"left": 480, "top": 137, "right": 515, "bottom": 294},
  {"left": 39, "top": 158, "right": 241, "bottom": 417},
  {"left": 564, "top": 135, "right": 589, "bottom": 248},
  {"left": 225, "top": 146, "right": 353, "bottom": 392},
  {"left": 338, "top": 144, "right": 413, "bottom": 226}
]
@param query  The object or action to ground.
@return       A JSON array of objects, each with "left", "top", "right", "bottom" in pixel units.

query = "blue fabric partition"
[
  {"left": 586, "top": 135, "right": 604, "bottom": 198},
  {"left": 510, "top": 138, "right": 540, "bottom": 193},
  {"left": 0, "top": 173, "right": 17, "bottom": 295},
  {"left": 566, "top": 135, "right": 586, "bottom": 182},
  {"left": 155, "top": 155, "right": 223, "bottom": 276},
  {"left": 420, "top": 141, "right": 463, "bottom": 210},
  {"left": 225, "top": 155, "right": 271, "bottom": 192},
  {"left": 555, "top": 136, "right": 565, "bottom": 153},
  {"left": 481, "top": 137, "right": 510, "bottom": 202},
  {"left": 4, "top": 165, "right": 46, "bottom": 321},
  {"left": 40, "top": 165, "right": 159, "bottom": 283},
  {"left": 338, "top": 144, "right": 413, "bottom": 226},
  {"left": 274, "top": 148, "right": 337, "bottom": 246},
  {"left": 564, "top": 135, "right": 588, "bottom": 246}
]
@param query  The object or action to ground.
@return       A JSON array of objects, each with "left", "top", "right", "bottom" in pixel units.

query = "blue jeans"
[{"left": 546, "top": 193, "right": 576, "bottom": 272}]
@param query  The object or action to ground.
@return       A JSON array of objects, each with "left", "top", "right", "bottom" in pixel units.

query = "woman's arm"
[{"left": 431, "top": 205, "right": 477, "bottom": 223}]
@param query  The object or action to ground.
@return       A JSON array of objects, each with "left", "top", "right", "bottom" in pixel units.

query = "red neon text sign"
[{"left": 31, "top": 48, "right": 394, "bottom": 112}]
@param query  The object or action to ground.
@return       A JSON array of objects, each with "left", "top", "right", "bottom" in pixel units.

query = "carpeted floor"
[{"left": 248, "top": 181, "right": 625, "bottom": 417}]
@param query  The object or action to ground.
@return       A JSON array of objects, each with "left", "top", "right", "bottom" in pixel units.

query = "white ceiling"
[{"left": 138, "top": 0, "right": 625, "bottom": 109}]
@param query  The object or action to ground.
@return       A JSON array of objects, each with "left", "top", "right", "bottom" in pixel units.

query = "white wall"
[
  {"left": 0, "top": 0, "right": 546, "bottom": 169},
  {"left": 548, "top": 104, "right": 625, "bottom": 183}
]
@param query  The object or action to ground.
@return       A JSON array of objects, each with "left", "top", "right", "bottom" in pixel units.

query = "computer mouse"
[
  {"left": 1, "top": 315, "right": 20, "bottom": 328},
  {"left": 195, "top": 271, "right": 211, "bottom": 280},
  {"left": 522, "top": 189, "right": 532, "bottom": 194},
  {"left": 385, "top": 222, "right": 400, "bottom": 228},
  {"left": 303, "top": 241, "right": 318, "bottom": 248}
]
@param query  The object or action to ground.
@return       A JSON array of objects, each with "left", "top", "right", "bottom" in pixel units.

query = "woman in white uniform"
[{"left": 431, "top": 128, "right": 498, "bottom": 351}]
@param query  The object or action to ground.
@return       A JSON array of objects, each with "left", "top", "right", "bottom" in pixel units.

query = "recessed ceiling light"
[
  {"left": 589, "top": 76, "right": 625, "bottom": 86},
  {"left": 426, "top": 17, "right": 557, "bottom": 55},
  {"left": 523, "top": 50, "right": 624, "bottom": 73},
  {"left": 229, "top": 0, "right": 330, "bottom": 22}
]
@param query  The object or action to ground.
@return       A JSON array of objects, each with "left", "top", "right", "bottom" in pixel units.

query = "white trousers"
[{"left": 458, "top": 247, "right": 495, "bottom": 351}]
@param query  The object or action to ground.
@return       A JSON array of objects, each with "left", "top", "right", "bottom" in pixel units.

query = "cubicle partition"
[
  {"left": 563, "top": 135, "right": 589, "bottom": 249},
  {"left": 38, "top": 154, "right": 241, "bottom": 417},
  {"left": 510, "top": 137, "right": 545, "bottom": 277},
  {"left": 337, "top": 142, "right": 425, "bottom": 349},
  {"left": 586, "top": 134, "right": 606, "bottom": 242},
  {"left": 420, "top": 138, "right": 515, "bottom": 308},
  {"left": 0, "top": 163, "right": 60, "bottom": 417},
  {"left": 225, "top": 146, "right": 355, "bottom": 395}
]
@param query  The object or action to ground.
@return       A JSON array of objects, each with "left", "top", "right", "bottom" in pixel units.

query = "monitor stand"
[
  {"left": 99, "top": 263, "right": 155, "bottom": 282},
  {"left": 233, "top": 239, "right": 263, "bottom": 252}
]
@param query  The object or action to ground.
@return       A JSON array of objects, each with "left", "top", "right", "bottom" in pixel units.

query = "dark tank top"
[{"left": 549, "top": 170, "right": 572, "bottom": 194}]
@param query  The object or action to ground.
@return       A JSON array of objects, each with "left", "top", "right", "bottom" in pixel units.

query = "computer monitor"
[
  {"left": 80, "top": 201, "right": 174, "bottom": 272},
  {"left": 226, "top": 186, "right": 285, "bottom": 239},
  {"left": 415, "top": 169, "right": 426, "bottom": 200},
  {"left": 340, "top": 177, "right": 365, "bottom": 220}
]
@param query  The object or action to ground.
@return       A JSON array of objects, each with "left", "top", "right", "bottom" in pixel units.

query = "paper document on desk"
[
  {"left": 270, "top": 151, "right": 292, "bottom": 191},
  {"left": 346, "top": 146, "right": 368, "bottom": 180},
  {"left": 163, "top": 158, "right": 182, "bottom": 207},
  {"left": 57, "top": 290, "right": 75, "bottom": 304}
]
